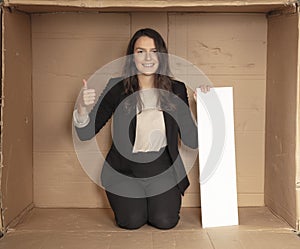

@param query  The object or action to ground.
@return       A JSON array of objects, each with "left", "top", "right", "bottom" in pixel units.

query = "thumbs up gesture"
[
  {"left": 76, "top": 79, "right": 96, "bottom": 124},
  {"left": 81, "top": 79, "right": 96, "bottom": 107},
  {"left": 74, "top": 79, "right": 97, "bottom": 128}
]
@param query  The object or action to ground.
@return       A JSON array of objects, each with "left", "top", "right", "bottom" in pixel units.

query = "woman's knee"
[
  {"left": 148, "top": 214, "right": 179, "bottom": 230},
  {"left": 116, "top": 214, "right": 147, "bottom": 230}
]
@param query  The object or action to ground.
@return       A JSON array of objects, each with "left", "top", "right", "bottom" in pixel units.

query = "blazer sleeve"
[
  {"left": 174, "top": 81, "right": 198, "bottom": 149},
  {"left": 74, "top": 77, "right": 122, "bottom": 141}
]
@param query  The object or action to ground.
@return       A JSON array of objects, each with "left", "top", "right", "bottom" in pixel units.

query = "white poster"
[{"left": 197, "top": 87, "right": 239, "bottom": 228}]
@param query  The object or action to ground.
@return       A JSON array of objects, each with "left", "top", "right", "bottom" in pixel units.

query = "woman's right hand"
[
  {"left": 193, "top": 85, "right": 211, "bottom": 102},
  {"left": 78, "top": 79, "right": 96, "bottom": 116}
]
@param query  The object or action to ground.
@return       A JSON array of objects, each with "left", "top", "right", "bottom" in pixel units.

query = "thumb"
[
  {"left": 82, "top": 79, "right": 88, "bottom": 89},
  {"left": 80, "top": 79, "right": 88, "bottom": 107}
]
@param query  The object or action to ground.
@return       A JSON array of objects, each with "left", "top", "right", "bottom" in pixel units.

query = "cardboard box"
[{"left": 0, "top": 0, "right": 299, "bottom": 235}]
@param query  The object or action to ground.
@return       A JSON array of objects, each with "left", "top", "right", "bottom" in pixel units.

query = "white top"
[{"left": 132, "top": 89, "right": 167, "bottom": 153}]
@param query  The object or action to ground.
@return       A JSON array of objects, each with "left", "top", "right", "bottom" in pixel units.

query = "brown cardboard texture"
[
  {"left": 1, "top": 207, "right": 300, "bottom": 249},
  {"left": 30, "top": 12, "right": 267, "bottom": 209},
  {"left": 265, "top": 12, "right": 299, "bottom": 232},
  {"left": 2, "top": 0, "right": 298, "bottom": 13},
  {"left": 0, "top": 0, "right": 300, "bottom": 238},
  {"left": 1, "top": 8, "right": 33, "bottom": 231}
]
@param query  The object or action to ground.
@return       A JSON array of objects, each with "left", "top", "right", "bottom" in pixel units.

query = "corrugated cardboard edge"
[
  {"left": 0, "top": 5, "right": 5, "bottom": 237},
  {"left": 296, "top": 5, "right": 300, "bottom": 234},
  {"left": 1, "top": 0, "right": 299, "bottom": 13},
  {"left": 2, "top": 0, "right": 298, "bottom": 8}
]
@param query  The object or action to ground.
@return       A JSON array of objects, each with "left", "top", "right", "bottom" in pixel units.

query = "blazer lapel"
[
  {"left": 163, "top": 109, "right": 180, "bottom": 164},
  {"left": 163, "top": 111, "right": 174, "bottom": 147},
  {"left": 129, "top": 106, "right": 137, "bottom": 146}
]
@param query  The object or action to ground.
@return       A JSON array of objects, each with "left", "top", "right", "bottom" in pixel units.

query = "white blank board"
[{"left": 197, "top": 87, "right": 239, "bottom": 228}]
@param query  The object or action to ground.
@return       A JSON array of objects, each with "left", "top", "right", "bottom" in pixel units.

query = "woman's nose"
[{"left": 145, "top": 52, "right": 152, "bottom": 61}]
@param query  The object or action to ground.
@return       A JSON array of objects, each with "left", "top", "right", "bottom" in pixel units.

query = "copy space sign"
[{"left": 197, "top": 87, "right": 239, "bottom": 228}]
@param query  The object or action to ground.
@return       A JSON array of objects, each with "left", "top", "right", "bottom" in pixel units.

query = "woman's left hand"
[{"left": 193, "top": 85, "right": 211, "bottom": 102}]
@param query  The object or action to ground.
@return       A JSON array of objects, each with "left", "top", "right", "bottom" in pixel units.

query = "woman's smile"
[{"left": 142, "top": 63, "right": 155, "bottom": 67}]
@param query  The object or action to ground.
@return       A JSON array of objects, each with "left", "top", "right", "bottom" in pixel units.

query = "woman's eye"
[{"left": 137, "top": 50, "right": 144, "bottom": 53}]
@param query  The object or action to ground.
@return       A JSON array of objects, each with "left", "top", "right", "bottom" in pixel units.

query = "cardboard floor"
[{"left": 0, "top": 207, "right": 299, "bottom": 249}]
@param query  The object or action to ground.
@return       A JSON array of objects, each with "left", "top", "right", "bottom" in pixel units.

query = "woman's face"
[{"left": 133, "top": 36, "right": 159, "bottom": 76}]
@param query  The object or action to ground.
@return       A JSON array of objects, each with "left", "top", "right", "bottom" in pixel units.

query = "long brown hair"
[{"left": 122, "top": 28, "right": 175, "bottom": 112}]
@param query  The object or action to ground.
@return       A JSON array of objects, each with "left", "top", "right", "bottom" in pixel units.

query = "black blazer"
[{"left": 75, "top": 77, "right": 198, "bottom": 196}]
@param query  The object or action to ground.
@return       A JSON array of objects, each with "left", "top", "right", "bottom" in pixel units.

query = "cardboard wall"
[
  {"left": 1, "top": 9, "right": 33, "bottom": 226},
  {"left": 169, "top": 13, "right": 267, "bottom": 206},
  {"left": 265, "top": 12, "right": 299, "bottom": 229},
  {"left": 32, "top": 12, "right": 130, "bottom": 207},
  {"left": 32, "top": 12, "right": 267, "bottom": 208}
]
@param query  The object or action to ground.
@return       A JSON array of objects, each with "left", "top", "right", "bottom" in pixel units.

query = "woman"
[{"left": 73, "top": 28, "right": 209, "bottom": 230}]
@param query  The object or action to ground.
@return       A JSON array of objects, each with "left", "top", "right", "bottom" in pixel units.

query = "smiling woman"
[
  {"left": 122, "top": 29, "right": 173, "bottom": 95},
  {"left": 133, "top": 36, "right": 159, "bottom": 77},
  {"left": 73, "top": 28, "right": 207, "bottom": 230}
]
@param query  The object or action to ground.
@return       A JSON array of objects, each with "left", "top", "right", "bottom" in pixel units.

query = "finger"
[
  {"left": 83, "top": 89, "right": 96, "bottom": 95},
  {"left": 84, "top": 100, "right": 95, "bottom": 105},
  {"left": 83, "top": 95, "right": 96, "bottom": 100},
  {"left": 83, "top": 93, "right": 96, "bottom": 98},
  {"left": 83, "top": 97, "right": 96, "bottom": 102},
  {"left": 83, "top": 92, "right": 96, "bottom": 98},
  {"left": 83, "top": 95, "right": 96, "bottom": 101},
  {"left": 200, "top": 85, "right": 210, "bottom": 93},
  {"left": 83, "top": 96, "right": 96, "bottom": 103}
]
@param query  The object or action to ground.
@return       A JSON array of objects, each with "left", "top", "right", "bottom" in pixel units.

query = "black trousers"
[{"left": 105, "top": 147, "right": 182, "bottom": 230}]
